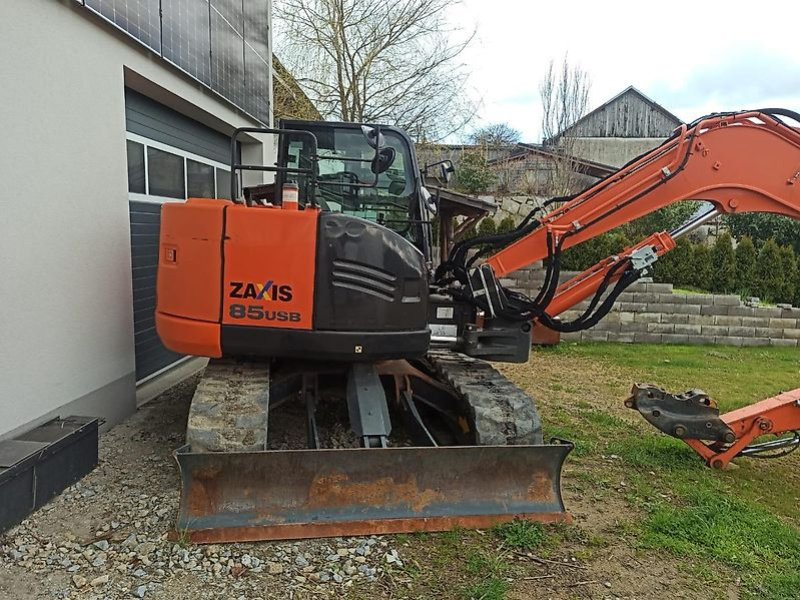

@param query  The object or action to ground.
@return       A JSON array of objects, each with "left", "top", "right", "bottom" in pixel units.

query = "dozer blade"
[{"left": 174, "top": 443, "right": 571, "bottom": 543}]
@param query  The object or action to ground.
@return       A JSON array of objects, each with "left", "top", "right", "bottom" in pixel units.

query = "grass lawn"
[{"left": 370, "top": 343, "right": 800, "bottom": 600}]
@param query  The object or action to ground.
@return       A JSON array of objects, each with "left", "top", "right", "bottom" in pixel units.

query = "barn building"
[{"left": 561, "top": 86, "right": 682, "bottom": 168}]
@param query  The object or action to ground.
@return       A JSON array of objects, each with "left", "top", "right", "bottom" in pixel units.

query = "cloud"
[{"left": 648, "top": 47, "right": 800, "bottom": 116}]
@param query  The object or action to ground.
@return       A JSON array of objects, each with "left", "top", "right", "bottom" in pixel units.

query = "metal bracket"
[
  {"left": 346, "top": 364, "right": 392, "bottom": 448},
  {"left": 625, "top": 383, "right": 735, "bottom": 443},
  {"left": 629, "top": 245, "right": 659, "bottom": 272}
]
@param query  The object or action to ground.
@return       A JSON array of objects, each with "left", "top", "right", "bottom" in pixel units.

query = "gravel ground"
[{"left": 0, "top": 375, "right": 404, "bottom": 600}]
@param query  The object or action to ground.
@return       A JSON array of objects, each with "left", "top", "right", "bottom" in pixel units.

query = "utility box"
[{"left": 0, "top": 417, "right": 99, "bottom": 533}]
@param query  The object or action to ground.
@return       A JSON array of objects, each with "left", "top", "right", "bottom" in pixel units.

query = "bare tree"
[
  {"left": 467, "top": 122, "right": 521, "bottom": 147},
  {"left": 274, "top": 0, "right": 475, "bottom": 141},
  {"left": 539, "top": 57, "right": 591, "bottom": 196}
]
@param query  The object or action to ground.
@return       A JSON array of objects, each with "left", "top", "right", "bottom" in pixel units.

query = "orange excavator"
[{"left": 156, "top": 110, "right": 800, "bottom": 543}]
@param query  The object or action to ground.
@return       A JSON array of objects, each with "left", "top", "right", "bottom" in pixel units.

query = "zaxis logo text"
[{"left": 229, "top": 281, "right": 293, "bottom": 302}]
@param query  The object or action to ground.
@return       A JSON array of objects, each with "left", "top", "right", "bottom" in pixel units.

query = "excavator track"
[
  {"left": 185, "top": 359, "right": 270, "bottom": 453},
  {"left": 427, "top": 349, "right": 543, "bottom": 445},
  {"left": 175, "top": 352, "right": 568, "bottom": 542}
]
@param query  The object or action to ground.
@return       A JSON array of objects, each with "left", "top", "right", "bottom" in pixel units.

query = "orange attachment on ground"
[{"left": 686, "top": 388, "right": 800, "bottom": 469}]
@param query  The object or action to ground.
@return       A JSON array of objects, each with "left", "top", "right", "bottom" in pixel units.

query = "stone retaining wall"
[{"left": 505, "top": 266, "right": 800, "bottom": 347}]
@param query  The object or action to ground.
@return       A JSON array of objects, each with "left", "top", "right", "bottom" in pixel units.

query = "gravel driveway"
[{"left": 0, "top": 375, "right": 402, "bottom": 600}]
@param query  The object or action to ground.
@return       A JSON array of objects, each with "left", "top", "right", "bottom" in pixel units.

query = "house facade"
[
  {"left": 0, "top": 0, "right": 274, "bottom": 440},
  {"left": 562, "top": 86, "right": 682, "bottom": 167}
]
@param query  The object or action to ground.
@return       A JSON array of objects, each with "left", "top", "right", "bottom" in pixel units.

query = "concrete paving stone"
[
  {"left": 687, "top": 314, "right": 716, "bottom": 325},
  {"left": 660, "top": 313, "right": 690, "bottom": 324},
  {"left": 645, "top": 283, "right": 675, "bottom": 293},
  {"left": 713, "top": 315, "right": 743, "bottom": 326},
  {"left": 727, "top": 326, "right": 756, "bottom": 337},
  {"left": 617, "top": 302, "right": 648, "bottom": 313},
  {"left": 781, "top": 307, "right": 800, "bottom": 318},
  {"left": 755, "top": 307, "right": 783, "bottom": 318},
  {"left": 633, "top": 313, "right": 661, "bottom": 323},
  {"left": 714, "top": 336, "right": 744, "bottom": 346},
  {"left": 700, "top": 305, "right": 731, "bottom": 316},
  {"left": 684, "top": 294, "right": 714, "bottom": 305},
  {"left": 633, "top": 332, "right": 663, "bottom": 343},
  {"left": 593, "top": 322, "right": 621, "bottom": 333},
  {"left": 661, "top": 333, "right": 690, "bottom": 344},
  {"left": 672, "top": 304, "right": 702, "bottom": 315},
  {"left": 701, "top": 325, "right": 729, "bottom": 336},
  {"left": 781, "top": 328, "right": 800, "bottom": 339},
  {"left": 684, "top": 335, "right": 714, "bottom": 345},
  {"left": 582, "top": 330, "right": 609, "bottom": 342},
  {"left": 626, "top": 283, "right": 648, "bottom": 293},
  {"left": 769, "top": 338, "right": 798, "bottom": 347},
  {"left": 769, "top": 318, "right": 797, "bottom": 329},
  {"left": 741, "top": 316, "right": 771, "bottom": 327},
  {"left": 606, "top": 332, "right": 635, "bottom": 343},
  {"left": 621, "top": 322, "right": 649, "bottom": 333},
  {"left": 647, "top": 323, "right": 675, "bottom": 334},
  {"left": 619, "top": 311, "right": 636, "bottom": 324},
  {"left": 674, "top": 324, "right": 702, "bottom": 335},
  {"left": 656, "top": 293, "right": 685, "bottom": 304},
  {"left": 755, "top": 327, "right": 784, "bottom": 338},
  {"left": 615, "top": 292, "right": 636, "bottom": 304},
  {"left": 740, "top": 337, "right": 771, "bottom": 347},
  {"left": 727, "top": 306, "right": 756, "bottom": 317},
  {"left": 712, "top": 295, "right": 742, "bottom": 306},
  {"left": 632, "top": 293, "right": 660, "bottom": 303},
  {"left": 647, "top": 303, "right": 680, "bottom": 313}
]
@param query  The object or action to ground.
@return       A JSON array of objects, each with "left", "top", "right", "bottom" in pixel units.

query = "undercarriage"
[{"left": 174, "top": 352, "right": 571, "bottom": 543}]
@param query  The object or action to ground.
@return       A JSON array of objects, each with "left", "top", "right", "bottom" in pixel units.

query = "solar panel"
[
  {"left": 210, "top": 3, "right": 246, "bottom": 111},
  {"left": 82, "top": 0, "right": 270, "bottom": 124},
  {"left": 162, "top": 0, "right": 212, "bottom": 85},
  {"left": 244, "top": 45, "right": 269, "bottom": 123},
  {"left": 85, "top": 0, "right": 161, "bottom": 53}
]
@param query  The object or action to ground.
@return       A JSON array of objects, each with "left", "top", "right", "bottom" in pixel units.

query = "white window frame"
[{"left": 126, "top": 132, "right": 230, "bottom": 204}]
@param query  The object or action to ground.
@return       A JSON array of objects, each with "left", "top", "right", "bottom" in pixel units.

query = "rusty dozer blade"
[{"left": 174, "top": 443, "right": 571, "bottom": 543}]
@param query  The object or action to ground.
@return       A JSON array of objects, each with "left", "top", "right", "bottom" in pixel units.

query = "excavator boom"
[{"left": 486, "top": 110, "right": 800, "bottom": 278}]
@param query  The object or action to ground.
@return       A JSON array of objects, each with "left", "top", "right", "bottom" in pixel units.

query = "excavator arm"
[
  {"left": 439, "top": 108, "right": 800, "bottom": 469},
  {"left": 488, "top": 109, "right": 800, "bottom": 277},
  {"left": 439, "top": 109, "right": 800, "bottom": 326}
]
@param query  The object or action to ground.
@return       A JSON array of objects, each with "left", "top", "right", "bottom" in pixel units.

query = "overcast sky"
[{"left": 451, "top": 0, "right": 800, "bottom": 142}]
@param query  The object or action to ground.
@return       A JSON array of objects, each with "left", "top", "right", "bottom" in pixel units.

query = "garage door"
[{"left": 125, "top": 89, "right": 233, "bottom": 382}]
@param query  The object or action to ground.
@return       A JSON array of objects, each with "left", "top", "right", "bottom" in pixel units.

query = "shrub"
[
  {"left": 560, "top": 231, "right": 630, "bottom": 272},
  {"left": 478, "top": 217, "right": 497, "bottom": 236},
  {"left": 497, "top": 216, "right": 517, "bottom": 234},
  {"left": 778, "top": 245, "right": 797, "bottom": 304},
  {"left": 653, "top": 237, "right": 694, "bottom": 287},
  {"left": 756, "top": 239, "right": 783, "bottom": 302},
  {"left": 691, "top": 244, "right": 713, "bottom": 289},
  {"left": 734, "top": 236, "right": 757, "bottom": 295},
  {"left": 710, "top": 232, "right": 736, "bottom": 293},
  {"left": 454, "top": 150, "right": 496, "bottom": 195}
]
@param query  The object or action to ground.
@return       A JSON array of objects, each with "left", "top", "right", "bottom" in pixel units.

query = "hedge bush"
[
  {"left": 734, "top": 236, "right": 757, "bottom": 295},
  {"left": 710, "top": 232, "right": 736, "bottom": 293}
]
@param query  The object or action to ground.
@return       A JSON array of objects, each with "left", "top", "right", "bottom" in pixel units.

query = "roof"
[
  {"left": 556, "top": 86, "right": 681, "bottom": 140},
  {"left": 487, "top": 143, "right": 617, "bottom": 179},
  {"left": 427, "top": 186, "right": 496, "bottom": 217}
]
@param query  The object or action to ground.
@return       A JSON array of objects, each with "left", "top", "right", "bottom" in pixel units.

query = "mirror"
[
  {"left": 440, "top": 161, "right": 455, "bottom": 184},
  {"left": 360, "top": 125, "right": 385, "bottom": 150},
  {"left": 371, "top": 146, "right": 396, "bottom": 174},
  {"left": 421, "top": 186, "right": 438, "bottom": 215}
]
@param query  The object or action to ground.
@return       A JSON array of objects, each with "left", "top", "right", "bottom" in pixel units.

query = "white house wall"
[{"left": 0, "top": 0, "right": 273, "bottom": 439}]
